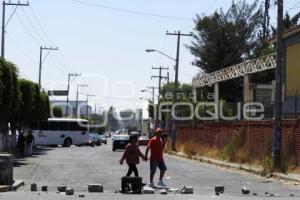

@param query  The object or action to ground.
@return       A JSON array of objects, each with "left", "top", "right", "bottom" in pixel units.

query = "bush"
[{"left": 261, "top": 156, "right": 273, "bottom": 175}]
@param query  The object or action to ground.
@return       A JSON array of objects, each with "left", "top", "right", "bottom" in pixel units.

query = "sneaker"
[
  {"left": 157, "top": 180, "right": 167, "bottom": 187},
  {"left": 148, "top": 182, "right": 156, "bottom": 188}
]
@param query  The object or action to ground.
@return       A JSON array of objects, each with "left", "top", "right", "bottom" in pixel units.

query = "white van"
[{"left": 32, "top": 118, "right": 90, "bottom": 147}]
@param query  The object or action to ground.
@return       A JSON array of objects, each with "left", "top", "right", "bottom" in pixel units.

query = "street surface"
[{"left": 1, "top": 139, "right": 300, "bottom": 199}]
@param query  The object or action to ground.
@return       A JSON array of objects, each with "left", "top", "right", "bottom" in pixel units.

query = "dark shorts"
[{"left": 150, "top": 160, "right": 167, "bottom": 175}]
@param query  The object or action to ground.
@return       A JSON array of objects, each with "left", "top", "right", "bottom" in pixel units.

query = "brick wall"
[{"left": 175, "top": 120, "right": 300, "bottom": 165}]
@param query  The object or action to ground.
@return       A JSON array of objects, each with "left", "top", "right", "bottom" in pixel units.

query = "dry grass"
[{"left": 177, "top": 142, "right": 219, "bottom": 158}]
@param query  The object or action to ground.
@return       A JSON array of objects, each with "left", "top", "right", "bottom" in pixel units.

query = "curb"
[
  {"left": 167, "top": 152, "right": 300, "bottom": 184},
  {"left": 0, "top": 180, "right": 24, "bottom": 193}
]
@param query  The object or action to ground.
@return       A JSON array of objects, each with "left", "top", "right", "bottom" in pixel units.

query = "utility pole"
[
  {"left": 167, "top": 30, "right": 193, "bottom": 151},
  {"left": 167, "top": 71, "right": 170, "bottom": 84},
  {"left": 75, "top": 84, "right": 88, "bottom": 116},
  {"left": 38, "top": 46, "right": 58, "bottom": 88},
  {"left": 151, "top": 66, "right": 168, "bottom": 128},
  {"left": 263, "top": 0, "right": 270, "bottom": 38},
  {"left": 151, "top": 66, "right": 169, "bottom": 103},
  {"left": 273, "top": 0, "right": 283, "bottom": 170},
  {"left": 66, "top": 73, "right": 81, "bottom": 116},
  {"left": 86, "top": 94, "right": 95, "bottom": 118},
  {"left": 1, "top": 1, "right": 29, "bottom": 58},
  {"left": 147, "top": 86, "right": 157, "bottom": 103}
]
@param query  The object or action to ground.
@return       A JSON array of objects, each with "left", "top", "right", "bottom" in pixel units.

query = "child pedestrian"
[{"left": 120, "top": 135, "right": 147, "bottom": 177}]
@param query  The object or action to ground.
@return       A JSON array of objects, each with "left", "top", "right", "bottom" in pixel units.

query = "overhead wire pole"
[
  {"left": 76, "top": 84, "right": 88, "bottom": 116},
  {"left": 166, "top": 30, "right": 193, "bottom": 151},
  {"left": 151, "top": 66, "right": 168, "bottom": 128},
  {"left": 273, "top": 0, "right": 284, "bottom": 170},
  {"left": 38, "top": 46, "right": 58, "bottom": 88},
  {"left": 151, "top": 66, "right": 169, "bottom": 104},
  {"left": 1, "top": 1, "right": 29, "bottom": 58},
  {"left": 66, "top": 73, "right": 81, "bottom": 116}
]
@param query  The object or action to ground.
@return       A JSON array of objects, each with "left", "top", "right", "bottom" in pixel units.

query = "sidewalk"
[{"left": 167, "top": 151, "right": 300, "bottom": 184}]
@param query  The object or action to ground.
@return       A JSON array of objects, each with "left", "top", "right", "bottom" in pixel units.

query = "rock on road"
[{"left": 2, "top": 140, "right": 300, "bottom": 199}]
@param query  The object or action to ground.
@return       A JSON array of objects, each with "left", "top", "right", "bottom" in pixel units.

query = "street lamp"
[{"left": 145, "top": 49, "right": 176, "bottom": 61}]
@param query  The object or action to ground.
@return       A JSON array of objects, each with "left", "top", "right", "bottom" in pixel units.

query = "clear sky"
[{"left": 4, "top": 0, "right": 299, "bottom": 111}]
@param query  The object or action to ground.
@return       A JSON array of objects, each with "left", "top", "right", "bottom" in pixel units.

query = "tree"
[
  {"left": 52, "top": 106, "right": 63, "bottom": 118},
  {"left": 271, "top": 12, "right": 300, "bottom": 35},
  {"left": 188, "top": 0, "right": 263, "bottom": 102},
  {"left": 0, "top": 59, "right": 20, "bottom": 151}
]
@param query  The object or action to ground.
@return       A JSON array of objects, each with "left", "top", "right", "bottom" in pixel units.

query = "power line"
[
  {"left": 28, "top": 6, "right": 56, "bottom": 46},
  {"left": 15, "top": 11, "right": 41, "bottom": 45},
  {"left": 6, "top": 32, "right": 38, "bottom": 65},
  {"left": 70, "top": 0, "right": 192, "bottom": 21},
  {"left": 21, "top": 6, "right": 49, "bottom": 46},
  {"left": 26, "top": 5, "right": 77, "bottom": 74}
]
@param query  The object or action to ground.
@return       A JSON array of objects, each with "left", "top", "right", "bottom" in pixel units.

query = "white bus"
[{"left": 31, "top": 118, "right": 90, "bottom": 147}]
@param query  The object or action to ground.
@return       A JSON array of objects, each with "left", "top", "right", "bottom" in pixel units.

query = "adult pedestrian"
[
  {"left": 26, "top": 131, "right": 34, "bottom": 157},
  {"left": 145, "top": 128, "right": 167, "bottom": 188},
  {"left": 17, "top": 131, "right": 25, "bottom": 157}
]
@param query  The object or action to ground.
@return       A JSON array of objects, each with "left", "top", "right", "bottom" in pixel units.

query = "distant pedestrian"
[
  {"left": 120, "top": 135, "right": 147, "bottom": 177},
  {"left": 145, "top": 128, "right": 167, "bottom": 188},
  {"left": 26, "top": 131, "right": 34, "bottom": 157},
  {"left": 17, "top": 132, "right": 25, "bottom": 157}
]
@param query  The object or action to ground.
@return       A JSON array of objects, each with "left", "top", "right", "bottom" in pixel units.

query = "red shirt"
[
  {"left": 121, "top": 143, "right": 143, "bottom": 165},
  {"left": 148, "top": 136, "right": 164, "bottom": 161}
]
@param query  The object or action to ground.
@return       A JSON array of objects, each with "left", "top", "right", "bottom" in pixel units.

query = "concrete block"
[
  {"left": 160, "top": 189, "right": 168, "bottom": 195},
  {"left": 143, "top": 186, "right": 155, "bottom": 194},
  {"left": 180, "top": 186, "right": 193, "bottom": 194},
  {"left": 65, "top": 187, "right": 74, "bottom": 195},
  {"left": 88, "top": 184, "right": 103, "bottom": 193},
  {"left": 215, "top": 185, "right": 224, "bottom": 194},
  {"left": 0, "top": 154, "right": 13, "bottom": 185},
  {"left": 57, "top": 185, "right": 67, "bottom": 192},
  {"left": 242, "top": 187, "right": 250, "bottom": 194},
  {"left": 31, "top": 183, "right": 37, "bottom": 192},
  {"left": 42, "top": 186, "right": 48, "bottom": 192}
]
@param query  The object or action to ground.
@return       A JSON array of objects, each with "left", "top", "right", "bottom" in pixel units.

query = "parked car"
[
  {"left": 98, "top": 135, "right": 107, "bottom": 144},
  {"left": 138, "top": 136, "right": 149, "bottom": 146},
  {"left": 88, "top": 133, "right": 101, "bottom": 146},
  {"left": 112, "top": 134, "right": 129, "bottom": 151},
  {"left": 130, "top": 131, "right": 142, "bottom": 137}
]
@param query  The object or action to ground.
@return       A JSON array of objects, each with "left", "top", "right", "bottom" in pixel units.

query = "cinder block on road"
[
  {"left": 215, "top": 185, "right": 224, "bottom": 194},
  {"left": 143, "top": 186, "right": 155, "bottom": 194},
  {"left": 42, "top": 186, "right": 48, "bottom": 192},
  {"left": 242, "top": 187, "right": 250, "bottom": 194},
  {"left": 160, "top": 189, "right": 168, "bottom": 195},
  {"left": 88, "top": 184, "right": 103, "bottom": 193},
  {"left": 180, "top": 186, "right": 193, "bottom": 194},
  {"left": 65, "top": 187, "right": 74, "bottom": 195},
  {"left": 31, "top": 183, "right": 37, "bottom": 192},
  {"left": 57, "top": 185, "right": 67, "bottom": 192}
]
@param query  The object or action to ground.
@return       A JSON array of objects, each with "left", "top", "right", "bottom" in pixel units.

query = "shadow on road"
[{"left": 13, "top": 146, "right": 54, "bottom": 167}]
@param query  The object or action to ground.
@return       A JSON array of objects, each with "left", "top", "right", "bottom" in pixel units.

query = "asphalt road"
[{"left": 2, "top": 139, "right": 300, "bottom": 199}]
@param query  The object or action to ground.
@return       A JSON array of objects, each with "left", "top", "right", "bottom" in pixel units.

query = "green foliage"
[
  {"left": 18, "top": 79, "right": 50, "bottom": 125},
  {"left": 52, "top": 106, "right": 63, "bottom": 118},
  {"left": 271, "top": 12, "right": 300, "bottom": 35},
  {"left": 261, "top": 156, "right": 273, "bottom": 175},
  {"left": 188, "top": 0, "right": 263, "bottom": 102},
  {"left": 0, "top": 59, "right": 20, "bottom": 122},
  {"left": 220, "top": 130, "right": 242, "bottom": 162}
]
